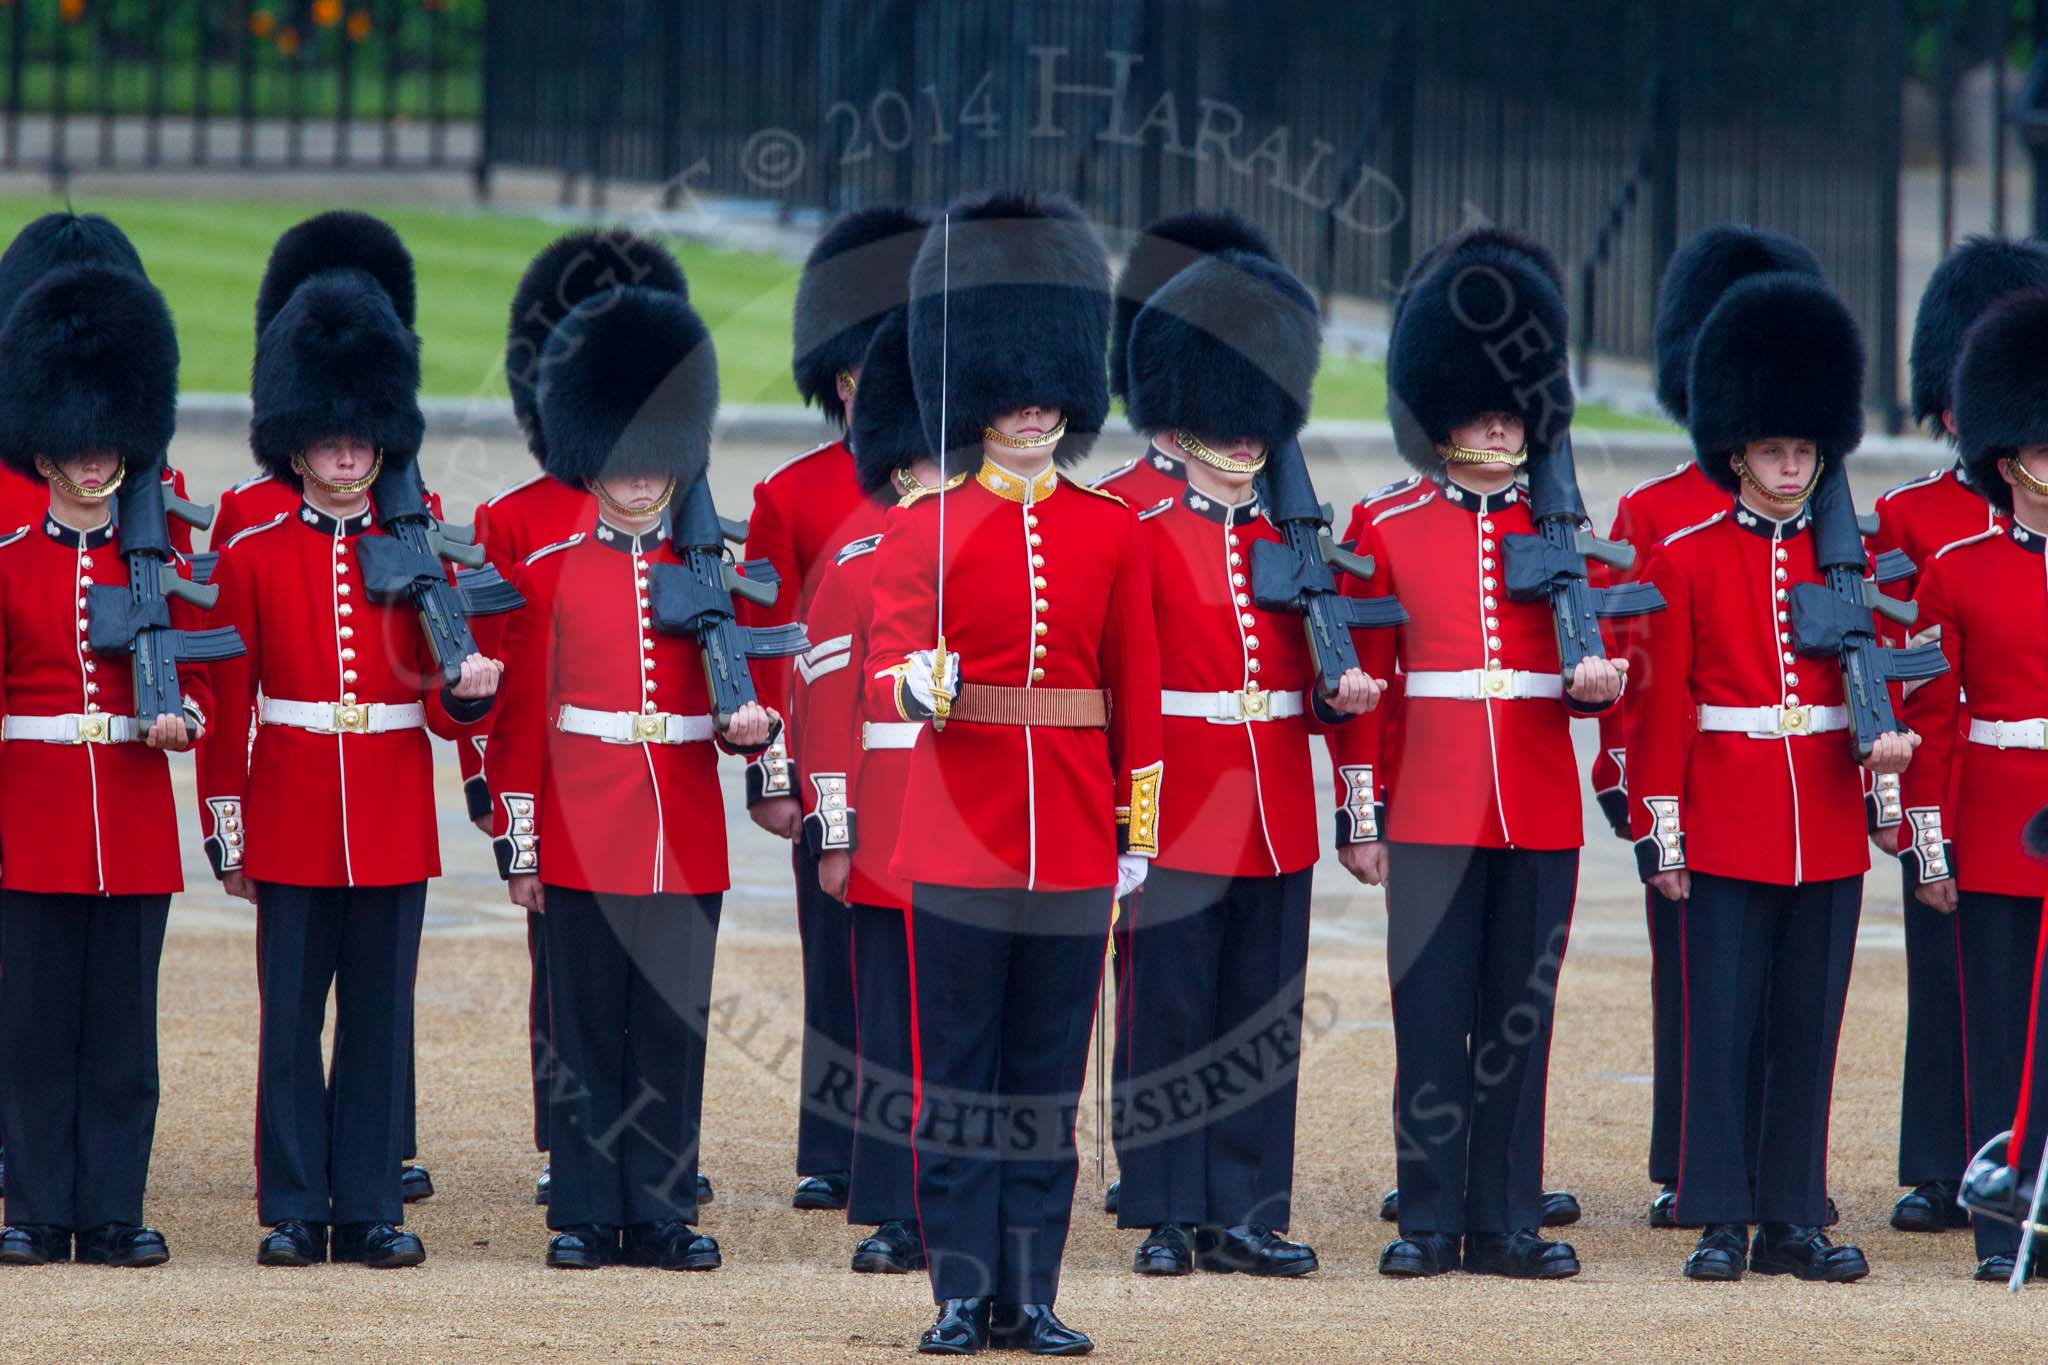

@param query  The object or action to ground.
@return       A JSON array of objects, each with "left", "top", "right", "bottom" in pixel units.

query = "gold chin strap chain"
[
  {"left": 2006, "top": 455, "right": 2048, "bottom": 499},
  {"left": 983, "top": 417, "right": 1068, "bottom": 451},
  {"left": 589, "top": 477, "right": 678, "bottom": 521},
  {"left": 38, "top": 455, "right": 126, "bottom": 502},
  {"left": 293, "top": 452, "right": 385, "bottom": 496},
  {"left": 1172, "top": 430, "right": 1268, "bottom": 474},
  {"left": 1737, "top": 452, "right": 1824, "bottom": 507},
  {"left": 1440, "top": 442, "right": 1529, "bottom": 467}
]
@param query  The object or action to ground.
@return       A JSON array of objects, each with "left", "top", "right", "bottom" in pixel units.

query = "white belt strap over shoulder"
[
  {"left": 1404, "top": 669, "right": 1563, "bottom": 701},
  {"left": 1696, "top": 703, "right": 1848, "bottom": 739},
  {"left": 2, "top": 713, "right": 140, "bottom": 744},
  {"left": 861, "top": 721, "right": 923, "bottom": 750},
  {"left": 259, "top": 698, "right": 427, "bottom": 735},
  {"left": 1968, "top": 717, "right": 2048, "bottom": 750},
  {"left": 558, "top": 703, "right": 714, "bottom": 745},
  {"left": 1159, "top": 688, "right": 1305, "bottom": 722}
]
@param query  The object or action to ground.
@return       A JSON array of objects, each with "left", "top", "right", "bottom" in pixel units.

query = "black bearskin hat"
[
  {"left": 793, "top": 205, "right": 928, "bottom": 428},
  {"left": 537, "top": 286, "right": 718, "bottom": 490},
  {"left": 0, "top": 212, "right": 147, "bottom": 322},
  {"left": 1952, "top": 287, "right": 2048, "bottom": 514},
  {"left": 1125, "top": 248, "right": 1320, "bottom": 448},
  {"left": 849, "top": 309, "right": 924, "bottom": 498},
  {"left": 0, "top": 264, "right": 178, "bottom": 479},
  {"left": 1385, "top": 227, "right": 1572, "bottom": 474},
  {"left": 1686, "top": 272, "right": 1864, "bottom": 492},
  {"left": 250, "top": 212, "right": 422, "bottom": 481},
  {"left": 1110, "top": 209, "right": 1277, "bottom": 404},
  {"left": 1654, "top": 227, "right": 1822, "bottom": 423},
  {"left": 908, "top": 192, "right": 1110, "bottom": 464},
  {"left": 507, "top": 230, "right": 688, "bottom": 465},
  {"left": 1910, "top": 236, "right": 2048, "bottom": 429}
]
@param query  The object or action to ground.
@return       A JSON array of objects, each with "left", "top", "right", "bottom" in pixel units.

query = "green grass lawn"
[{"left": 0, "top": 193, "right": 1673, "bottom": 431}]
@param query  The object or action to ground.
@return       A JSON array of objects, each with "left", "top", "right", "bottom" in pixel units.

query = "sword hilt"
[{"left": 930, "top": 636, "right": 952, "bottom": 732}]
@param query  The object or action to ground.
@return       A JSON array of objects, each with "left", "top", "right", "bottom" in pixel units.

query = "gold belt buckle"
[
  {"left": 1481, "top": 668, "right": 1515, "bottom": 700},
  {"left": 633, "top": 712, "right": 668, "bottom": 742},
  {"left": 1238, "top": 687, "right": 1270, "bottom": 721},
  {"left": 75, "top": 713, "right": 108, "bottom": 744},
  {"left": 332, "top": 703, "right": 370, "bottom": 734},
  {"left": 1777, "top": 704, "right": 1811, "bottom": 735}
]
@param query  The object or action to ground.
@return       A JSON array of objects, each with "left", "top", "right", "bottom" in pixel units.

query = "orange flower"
[
  {"left": 249, "top": 9, "right": 276, "bottom": 38},
  {"left": 276, "top": 25, "right": 300, "bottom": 55},
  {"left": 312, "top": 0, "right": 341, "bottom": 26},
  {"left": 346, "top": 9, "right": 372, "bottom": 42},
  {"left": 59, "top": 0, "right": 85, "bottom": 22}
]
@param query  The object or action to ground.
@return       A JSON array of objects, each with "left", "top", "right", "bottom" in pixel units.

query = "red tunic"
[
  {"left": 464, "top": 473, "right": 597, "bottom": 817},
  {"left": 1629, "top": 503, "right": 1871, "bottom": 886},
  {"left": 863, "top": 461, "right": 1163, "bottom": 892},
  {"left": 1899, "top": 523, "right": 2048, "bottom": 898},
  {"left": 1142, "top": 487, "right": 1345, "bottom": 877},
  {"left": 1326, "top": 473, "right": 1433, "bottom": 829},
  {"left": 0, "top": 516, "right": 213, "bottom": 896},
  {"left": 1331, "top": 480, "right": 1599, "bottom": 850},
  {"left": 207, "top": 471, "right": 299, "bottom": 551},
  {"left": 486, "top": 521, "right": 762, "bottom": 897},
  {"left": 794, "top": 532, "right": 916, "bottom": 910},
  {"left": 197, "top": 502, "right": 489, "bottom": 887},
  {"left": 1589, "top": 462, "right": 1726, "bottom": 826},
  {"left": 1091, "top": 443, "right": 1189, "bottom": 510}
]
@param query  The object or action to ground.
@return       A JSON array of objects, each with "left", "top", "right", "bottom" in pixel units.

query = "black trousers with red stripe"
[
  {"left": 1648, "top": 886, "right": 1767, "bottom": 1189},
  {"left": 1385, "top": 843, "right": 1576, "bottom": 1238},
  {"left": 0, "top": 891, "right": 168, "bottom": 1231},
  {"left": 1899, "top": 864, "right": 1969, "bottom": 1188},
  {"left": 909, "top": 883, "right": 1110, "bottom": 1306},
  {"left": 1675, "top": 872, "right": 1859, "bottom": 1227},
  {"left": 1114, "top": 865, "right": 1313, "bottom": 1233},
  {"left": 2013, "top": 902, "right": 2048, "bottom": 1181},
  {"left": 795, "top": 842, "right": 858, "bottom": 1179},
  {"left": 846, "top": 900, "right": 918, "bottom": 1227},
  {"left": 527, "top": 908, "right": 552, "bottom": 1154},
  {"left": 1955, "top": 890, "right": 2042, "bottom": 1259}
]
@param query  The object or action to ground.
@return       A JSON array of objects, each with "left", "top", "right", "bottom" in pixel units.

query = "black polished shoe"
[
  {"left": 544, "top": 1224, "right": 617, "bottom": 1269},
  {"left": 257, "top": 1220, "right": 326, "bottom": 1267},
  {"left": 697, "top": 1172, "right": 714, "bottom": 1205},
  {"left": 534, "top": 1164, "right": 551, "bottom": 1206},
  {"left": 1748, "top": 1223, "right": 1867, "bottom": 1283},
  {"left": 76, "top": 1223, "right": 169, "bottom": 1268},
  {"left": 1131, "top": 1223, "right": 1192, "bottom": 1276},
  {"left": 793, "top": 1172, "right": 849, "bottom": 1211},
  {"left": 331, "top": 1221, "right": 426, "bottom": 1269},
  {"left": 989, "top": 1303, "right": 1093, "bottom": 1355},
  {"left": 1684, "top": 1223, "right": 1747, "bottom": 1281},
  {"left": 0, "top": 1224, "right": 71, "bottom": 1266},
  {"left": 1975, "top": 1253, "right": 2021, "bottom": 1284},
  {"left": 624, "top": 1219, "right": 720, "bottom": 1271},
  {"left": 1378, "top": 1187, "right": 1400, "bottom": 1222},
  {"left": 1647, "top": 1185, "right": 1679, "bottom": 1229},
  {"left": 400, "top": 1164, "right": 434, "bottom": 1203},
  {"left": 1378, "top": 1232, "right": 1459, "bottom": 1278},
  {"left": 1463, "top": 1228, "right": 1580, "bottom": 1279},
  {"left": 851, "top": 1219, "right": 925, "bottom": 1274},
  {"left": 918, "top": 1297, "right": 991, "bottom": 1355},
  {"left": 1102, "top": 1180, "right": 1119, "bottom": 1215},
  {"left": 1891, "top": 1181, "right": 1967, "bottom": 1232},
  {"left": 1540, "top": 1189, "right": 1582, "bottom": 1228},
  {"left": 1193, "top": 1223, "right": 1319, "bottom": 1277}
]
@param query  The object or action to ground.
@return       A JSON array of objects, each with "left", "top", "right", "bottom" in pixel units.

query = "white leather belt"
[
  {"left": 558, "top": 703, "right": 713, "bottom": 745},
  {"left": 260, "top": 697, "right": 426, "bottom": 735},
  {"left": 1160, "top": 688, "right": 1304, "bottom": 722},
  {"left": 1697, "top": 703, "right": 1848, "bottom": 738},
  {"left": 861, "top": 721, "right": 922, "bottom": 750},
  {"left": 3, "top": 713, "right": 140, "bottom": 744},
  {"left": 1969, "top": 717, "right": 2048, "bottom": 751},
  {"left": 1405, "top": 669, "right": 1563, "bottom": 701}
]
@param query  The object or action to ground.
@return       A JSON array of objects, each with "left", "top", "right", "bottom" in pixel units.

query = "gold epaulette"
[
  {"left": 1064, "top": 474, "right": 1127, "bottom": 506},
  {"left": 898, "top": 472, "right": 970, "bottom": 508}
]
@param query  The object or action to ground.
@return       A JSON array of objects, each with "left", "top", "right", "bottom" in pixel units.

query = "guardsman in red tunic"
[
  {"left": 1908, "top": 288, "right": 2048, "bottom": 1281},
  {"left": 1333, "top": 229, "right": 1620, "bottom": 1282},
  {"left": 1632, "top": 265, "right": 1909, "bottom": 1283},
  {"left": 1879, "top": 238, "right": 2048, "bottom": 1236},
  {"left": 474, "top": 231, "right": 679, "bottom": 1209},
  {"left": 486, "top": 275, "right": 765, "bottom": 1273},
  {"left": 0, "top": 239, "right": 196, "bottom": 1270},
  {"left": 752, "top": 206, "right": 927, "bottom": 1213},
  {"left": 199, "top": 213, "right": 501, "bottom": 1270},
  {"left": 792, "top": 308, "right": 944, "bottom": 1276},
  {"left": 865, "top": 193, "right": 1160, "bottom": 1357},
  {"left": 1111, "top": 218, "right": 1379, "bottom": 1281}
]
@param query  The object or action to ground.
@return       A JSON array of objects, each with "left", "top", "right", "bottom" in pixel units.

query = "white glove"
[
  {"left": 1114, "top": 854, "right": 1150, "bottom": 901},
  {"left": 904, "top": 648, "right": 962, "bottom": 716}
]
